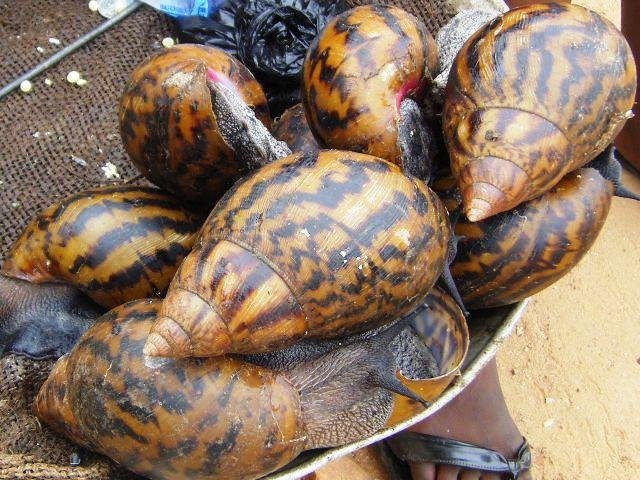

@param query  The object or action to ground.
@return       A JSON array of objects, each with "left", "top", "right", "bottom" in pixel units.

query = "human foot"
[{"left": 389, "top": 358, "right": 532, "bottom": 479}]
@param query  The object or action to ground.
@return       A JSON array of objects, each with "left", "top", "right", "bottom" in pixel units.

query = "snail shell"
[
  {"left": 387, "top": 286, "right": 469, "bottom": 425},
  {"left": 35, "top": 299, "right": 443, "bottom": 479},
  {"left": 35, "top": 300, "right": 305, "bottom": 480},
  {"left": 444, "top": 3, "right": 636, "bottom": 221},
  {"left": 302, "top": 5, "right": 439, "bottom": 165},
  {"left": 272, "top": 103, "right": 320, "bottom": 154},
  {"left": 145, "top": 150, "right": 451, "bottom": 358},
  {"left": 0, "top": 186, "right": 201, "bottom": 359},
  {"left": 451, "top": 167, "right": 613, "bottom": 308},
  {"left": 2, "top": 186, "right": 201, "bottom": 308},
  {"left": 119, "top": 44, "right": 270, "bottom": 205}
]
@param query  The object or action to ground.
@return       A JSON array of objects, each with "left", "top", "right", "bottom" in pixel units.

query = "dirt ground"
[{"left": 496, "top": 170, "right": 640, "bottom": 479}]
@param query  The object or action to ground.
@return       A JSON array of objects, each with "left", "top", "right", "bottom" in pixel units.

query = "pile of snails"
[{"left": 0, "top": 3, "right": 636, "bottom": 480}]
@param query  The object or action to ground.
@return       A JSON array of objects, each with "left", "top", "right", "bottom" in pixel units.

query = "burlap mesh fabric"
[{"left": 0, "top": 1, "right": 458, "bottom": 478}]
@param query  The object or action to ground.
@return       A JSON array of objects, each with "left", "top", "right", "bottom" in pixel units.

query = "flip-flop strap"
[{"left": 386, "top": 432, "right": 531, "bottom": 479}]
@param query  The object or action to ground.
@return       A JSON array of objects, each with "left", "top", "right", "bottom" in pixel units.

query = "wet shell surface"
[
  {"left": 1, "top": 186, "right": 201, "bottom": 308},
  {"left": 444, "top": 3, "right": 636, "bottom": 221},
  {"left": 272, "top": 103, "right": 320, "bottom": 154},
  {"left": 119, "top": 44, "right": 270, "bottom": 205},
  {"left": 302, "top": 5, "right": 438, "bottom": 164},
  {"left": 452, "top": 168, "right": 613, "bottom": 308},
  {"left": 34, "top": 300, "right": 305, "bottom": 480},
  {"left": 146, "top": 149, "right": 451, "bottom": 358},
  {"left": 387, "top": 286, "right": 469, "bottom": 425}
]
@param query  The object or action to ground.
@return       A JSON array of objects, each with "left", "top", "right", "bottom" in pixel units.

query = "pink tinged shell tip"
[
  {"left": 465, "top": 198, "right": 493, "bottom": 222},
  {"left": 143, "top": 332, "right": 172, "bottom": 357},
  {"left": 205, "top": 67, "right": 233, "bottom": 89}
]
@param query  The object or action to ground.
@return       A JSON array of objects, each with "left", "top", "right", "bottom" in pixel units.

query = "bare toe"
[{"left": 391, "top": 358, "right": 530, "bottom": 480}]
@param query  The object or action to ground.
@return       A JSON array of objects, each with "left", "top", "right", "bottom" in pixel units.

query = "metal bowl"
[{"left": 264, "top": 299, "right": 528, "bottom": 479}]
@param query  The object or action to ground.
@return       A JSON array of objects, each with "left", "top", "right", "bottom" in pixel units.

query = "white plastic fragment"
[
  {"left": 20, "top": 80, "right": 33, "bottom": 93},
  {"left": 76, "top": 78, "right": 88, "bottom": 87},
  {"left": 72, "top": 155, "right": 88, "bottom": 167},
  {"left": 101, "top": 162, "right": 121, "bottom": 179},
  {"left": 36, "top": 46, "right": 45, "bottom": 53},
  {"left": 162, "top": 37, "right": 175, "bottom": 48},
  {"left": 49, "top": 37, "right": 61, "bottom": 45},
  {"left": 44, "top": 78, "right": 53, "bottom": 86},
  {"left": 67, "top": 71, "right": 81, "bottom": 84}
]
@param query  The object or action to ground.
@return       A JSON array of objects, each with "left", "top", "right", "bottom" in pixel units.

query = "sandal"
[{"left": 385, "top": 431, "right": 532, "bottom": 479}]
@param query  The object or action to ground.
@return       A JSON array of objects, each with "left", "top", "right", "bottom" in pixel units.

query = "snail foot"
[
  {"left": 587, "top": 145, "right": 640, "bottom": 201},
  {"left": 206, "top": 67, "right": 291, "bottom": 167},
  {"left": 397, "top": 97, "right": 437, "bottom": 182}
]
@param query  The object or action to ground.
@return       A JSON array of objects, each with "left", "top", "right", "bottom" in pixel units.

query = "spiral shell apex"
[
  {"left": 444, "top": 3, "right": 636, "bottom": 221},
  {"left": 145, "top": 150, "right": 451, "bottom": 358}
]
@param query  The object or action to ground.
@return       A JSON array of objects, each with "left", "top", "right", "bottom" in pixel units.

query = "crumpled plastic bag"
[{"left": 174, "top": 0, "right": 348, "bottom": 115}]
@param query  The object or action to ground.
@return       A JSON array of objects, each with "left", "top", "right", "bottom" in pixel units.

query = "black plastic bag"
[{"left": 175, "top": 0, "right": 348, "bottom": 116}]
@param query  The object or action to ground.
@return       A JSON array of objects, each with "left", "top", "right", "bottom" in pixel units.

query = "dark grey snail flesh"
[{"left": 0, "top": 277, "right": 103, "bottom": 359}]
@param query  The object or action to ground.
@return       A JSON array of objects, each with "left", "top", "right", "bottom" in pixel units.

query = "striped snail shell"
[
  {"left": 302, "top": 5, "right": 439, "bottom": 176},
  {"left": 35, "top": 299, "right": 441, "bottom": 480},
  {"left": 0, "top": 186, "right": 201, "bottom": 359},
  {"left": 272, "top": 103, "right": 320, "bottom": 154},
  {"left": 444, "top": 3, "right": 636, "bottom": 221},
  {"left": 451, "top": 167, "right": 613, "bottom": 309},
  {"left": 144, "top": 150, "right": 451, "bottom": 358},
  {"left": 119, "top": 44, "right": 272, "bottom": 205}
]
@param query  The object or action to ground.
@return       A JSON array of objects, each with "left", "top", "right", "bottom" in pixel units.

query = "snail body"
[
  {"left": 444, "top": 3, "right": 636, "bottom": 221},
  {"left": 451, "top": 168, "right": 613, "bottom": 309},
  {"left": 145, "top": 150, "right": 451, "bottom": 358},
  {"left": 35, "top": 299, "right": 441, "bottom": 480},
  {"left": 119, "top": 44, "right": 271, "bottom": 205},
  {"left": 0, "top": 186, "right": 201, "bottom": 359},
  {"left": 302, "top": 5, "right": 439, "bottom": 171}
]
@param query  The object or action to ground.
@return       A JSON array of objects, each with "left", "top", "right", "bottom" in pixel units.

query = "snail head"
[
  {"left": 285, "top": 316, "right": 435, "bottom": 448},
  {"left": 0, "top": 274, "right": 103, "bottom": 359}
]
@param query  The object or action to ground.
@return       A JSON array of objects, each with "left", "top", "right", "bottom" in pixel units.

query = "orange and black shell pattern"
[
  {"left": 272, "top": 103, "right": 320, "bottom": 154},
  {"left": 388, "top": 286, "right": 469, "bottom": 425},
  {"left": 119, "top": 44, "right": 270, "bottom": 205},
  {"left": 147, "top": 149, "right": 451, "bottom": 358},
  {"left": 35, "top": 300, "right": 306, "bottom": 480},
  {"left": 451, "top": 168, "right": 613, "bottom": 309},
  {"left": 1, "top": 186, "right": 201, "bottom": 309},
  {"left": 302, "top": 5, "right": 439, "bottom": 165},
  {"left": 444, "top": 2, "right": 636, "bottom": 222}
]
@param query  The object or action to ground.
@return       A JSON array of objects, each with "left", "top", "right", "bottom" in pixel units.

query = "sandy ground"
[{"left": 496, "top": 171, "right": 640, "bottom": 479}]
